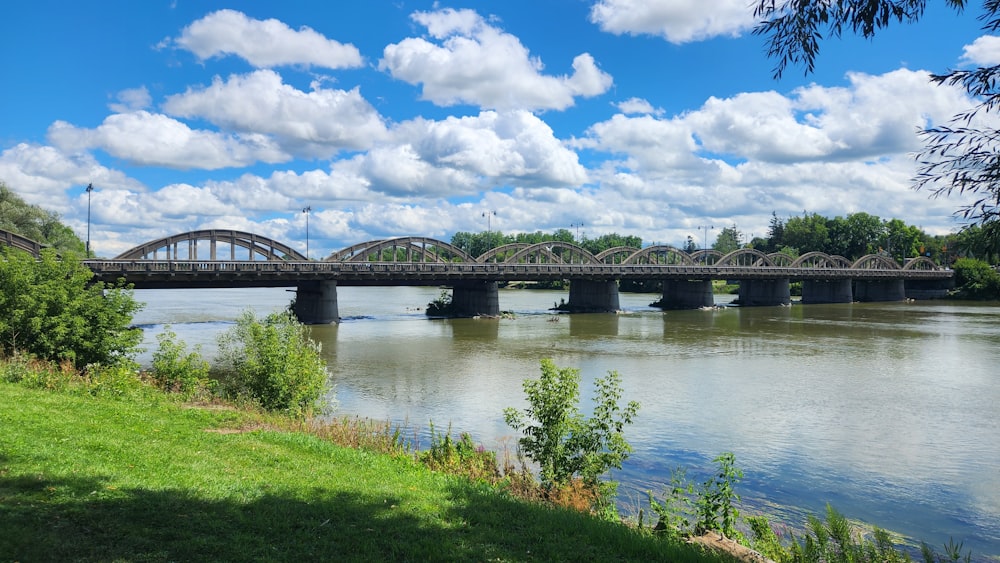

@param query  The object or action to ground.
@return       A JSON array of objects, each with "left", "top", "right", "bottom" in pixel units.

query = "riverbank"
[{"left": 0, "top": 381, "right": 734, "bottom": 562}]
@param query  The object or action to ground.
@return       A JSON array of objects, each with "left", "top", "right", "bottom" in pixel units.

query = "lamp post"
[
  {"left": 570, "top": 222, "right": 584, "bottom": 242},
  {"left": 698, "top": 225, "right": 714, "bottom": 262},
  {"left": 302, "top": 205, "right": 311, "bottom": 260},
  {"left": 482, "top": 210, "right": 496, "bottom": 251},
  {"left": 85, "top": 183, "right": 94, "bottom": 256}
]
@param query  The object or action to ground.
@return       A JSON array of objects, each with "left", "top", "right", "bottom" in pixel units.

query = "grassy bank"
[{"left": 0, "top": 382, "right": 730, "bottom": 562}]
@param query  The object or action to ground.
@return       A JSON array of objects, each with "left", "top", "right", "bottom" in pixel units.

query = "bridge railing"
[{"left": 85, "top": 260, "right": 953, "bottom": 282}]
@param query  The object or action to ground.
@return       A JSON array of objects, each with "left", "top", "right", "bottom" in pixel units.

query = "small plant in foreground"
[
  {"left": 217, "top": 309, "right": 330, "bottom": 417},
  {"left": 504, "top": 358, "right": 639, "bottom": 515},
  {"left": 151, "top": 327, "right": 212, "bottom": 398},
  {"left": 420, "top": 422, "right": 500, "bottom": 483},
  {"left": 648, "top": 452, "right": 743, "bottom": 540}
]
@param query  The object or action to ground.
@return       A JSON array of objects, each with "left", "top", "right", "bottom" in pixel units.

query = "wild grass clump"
[
  {"left": 1, "top": 351, "right": 151, "bottom": 400},
  {"left": 150, "top": 326, "right": 214, "bottom": 399}
]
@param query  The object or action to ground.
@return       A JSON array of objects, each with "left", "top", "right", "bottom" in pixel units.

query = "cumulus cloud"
[
  {"left": 380, "top": 8, "right": 612, "bottom": 110},
  {"left": 589, "top": 0, "right": 755, "bottom": 43},
  {"left": 684, "top": 69, "right": 971, "bottom": 163},
  {"left": 0, "top": 143, "right": 144, "bottom": 208},
  {"left": 959, "top": 35, "right": 1000, "bottom": 66},
  {"left": 109, "top": 87, "right": 153, "bottom": 113},
  {"left": 616, "top": 97, "right": 663, "bottom": 115},
  {"left": 163, "top": 70, "right": 388, "bottom": 157},
  {"left": 47, "top": 111, "right": 290, "bottom": 170},
  {"left": 174, "top": 9, "right": 363, "bottom": 69}
]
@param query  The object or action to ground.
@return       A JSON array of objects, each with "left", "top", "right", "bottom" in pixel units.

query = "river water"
[{"left": 131, "top": 286, "right": 1000, "bottom": 558}]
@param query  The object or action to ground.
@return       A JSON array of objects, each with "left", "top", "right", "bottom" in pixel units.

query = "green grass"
[{"left": 0, "top": 382, "right": 731, "bottom": 562}]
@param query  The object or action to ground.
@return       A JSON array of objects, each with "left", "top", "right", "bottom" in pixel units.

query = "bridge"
[{"left": 2, "top": 228, "right": 954, "bottom": 323}]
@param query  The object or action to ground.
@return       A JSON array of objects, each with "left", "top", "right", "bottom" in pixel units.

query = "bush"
[
  {"left": 951, "top": 257, "right": 1000, "bottom": 299},
  {"left": 151, "top": 327, "right": 212, "bottom": 398},
  {"left": 0, "top": 247, "right": 142, "bottom": 367},
  {"left": 503, "top": 359, "right": 639, "bottom": 514},
  {"left": 217, "top": 309, "right": 330, "bottom": 417}
]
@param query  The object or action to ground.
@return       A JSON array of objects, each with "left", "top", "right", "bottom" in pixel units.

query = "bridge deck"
[{"left": 85, "top": 260, "right": 953, "bottom": 289}]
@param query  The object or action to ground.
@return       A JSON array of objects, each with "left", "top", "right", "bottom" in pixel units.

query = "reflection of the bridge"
[{"left": 2, "top": 229, "right": 955, "bottom": 324}]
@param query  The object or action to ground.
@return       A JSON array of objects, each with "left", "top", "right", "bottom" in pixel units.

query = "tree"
[
  {"left": 713, "top": 225, "right": 743, "bottom": 254},
  {"left": 753, "top": 1, "right": 1000, "bottom": 226},
  {"left": 782, "top": 212, "right": 830, "bottom": 254},
  {"left": 0, "top": 247, "right": 142, "bottom": 367},
  {"left": 0, "top": 183, "right": 86, "bottom": 255}
]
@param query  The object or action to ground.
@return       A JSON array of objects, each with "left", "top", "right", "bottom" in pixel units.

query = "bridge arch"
[
  {"left": 595, "top": 246, "right": 640, "bottom": 264},
  {"left": 690, "top": 249, "right": 722, "bottom": 265},
  {"left": 790, "top": 251, "right": 845, "bottom": 269},
  {"left": 851, "top": 254, "right": 901, "bottom": 270},
  {"left": 622, "top": 245, "right": 694, "bottom": 265},
  {"left": 1, "top": 229, "right": 44, "bottom": 257},
  {"left": 504, "top": 241, "right": 599, "bottom": 264},
  {"left": 902, "top": 256, "right": 940, "bottom": 270},
  {"left": 477, "top": 243, "right": 530, "bottom": 263},
  {"left": 767, "top": 252, "right": 794, "bottom": 267},
  {"left": 717, "top": 248, "right": 775, "bottom": 267},
  {"left": 114, "top": 230, "right": 306, "bottom": 260},
  {"left": 326, "top": 237, "right": 473, "bottom": 263}
]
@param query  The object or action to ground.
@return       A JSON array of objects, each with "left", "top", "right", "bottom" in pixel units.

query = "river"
[{"left": 131, "top": 286, "right": 1000, "bottom": 558}]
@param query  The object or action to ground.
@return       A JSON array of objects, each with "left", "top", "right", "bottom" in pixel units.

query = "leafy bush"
[
  {"left": 649, "top": 452, "right": 744, "bottom": 540},
  {"left": 217, "top": 309, "right": 330, "bottom": 417},
  {"left": 151, "top": 327, "right": 212, "bottom": 398},
  {"left": 951, "top": 257, "right": 1000, "bottom": 299},
  {"left": 0, "top": 247, "right": 143, "bottom": 367},
  {"left": 503, "top": 359, "right": 639, "bottom": 513}
]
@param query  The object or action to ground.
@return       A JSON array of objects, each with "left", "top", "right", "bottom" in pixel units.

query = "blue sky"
[{"left": 1, "top": 0, "right": 995, "bottom": 258}]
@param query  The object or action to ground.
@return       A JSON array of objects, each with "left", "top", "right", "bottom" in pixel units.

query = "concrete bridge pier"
[
  {"left": 565, "top": 279, "right": 621, "bottom": 312},
  {"left": 293, "top": 280, "right": 340, "bottom": 324},
  {"left": 450, "top": 281, "right": 500, "bottom": 317},
  {"left": 656, "top": 279, "right": 714, "bottom": 309},
  {"left": 737, "top": 279, "right": 791, "bottom": 306},
  {"left": 905, "top": 278, "right": 953, "bottom": 299},
  {"left": 854, "top": 279, "right": 906, "bottom": 302},
  {"left": 801, "top": 279, "right": 853, "bottom": 304}
]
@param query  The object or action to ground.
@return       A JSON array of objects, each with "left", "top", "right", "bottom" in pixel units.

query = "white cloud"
[
  {"left": 380, "top": 8, "right": 612, "bottom": 110},
  {"left": 163, "top": 70, "right": 388, "bottom": 158},
  {"left": 0, "top": 143, "right": 144, "bottom": 209},
  {"left": 616, "top": 97, "right": 662, "bottom": 115},
  {"left": 589, "top": 0, "right": 755, "bottom": 43},
  {"left": 174, "top": 9, "right": 363, "bottom": 69},
  {"left": 959, "top": 35, "right": 1000, "bottom": 66},
  {"left": 109, "top": 87, "right": 153, "bottom": 113},
  {"left": 47, "top": 111, "right": 290, "bottom": 170}
]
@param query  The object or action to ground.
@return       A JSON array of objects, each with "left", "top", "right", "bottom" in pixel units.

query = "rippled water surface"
[{"left": 133, "top": 286, "right": 1000, "bottom": 558}]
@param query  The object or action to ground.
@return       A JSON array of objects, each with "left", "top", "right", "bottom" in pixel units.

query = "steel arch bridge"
[{"left": 114, "top": 229, "right": 307, "bottom": 261}]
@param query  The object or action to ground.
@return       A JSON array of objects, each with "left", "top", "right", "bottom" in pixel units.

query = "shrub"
[
  {"left": 151, "top": 327, "right": 212, "bottom": 398},
  {"left": 952, "top": 257, "right": 1000, "bottom": 299},
  {"left": 649, "top": 452, "right": 744, "bottom": 540},
  {"left": 217, "top": 309, "right": 330, "bottom": 417},
  {"left": 503, "top": 359, "right": 639, "bottom": 514},
  {"left": 0, "top": 247, "right": 142, "bottom": 367}
]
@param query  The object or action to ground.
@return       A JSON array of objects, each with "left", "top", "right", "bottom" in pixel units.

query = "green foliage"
[
  {"left": 713, "top": 225, "right": 745, "bottom": 254},
  {"left": 0, "top": 247, "right": 143, "bottom": 367},
  {"left": 648, "top": 452, "right": 744, "bottom": 540},
  {"left": 785, "top": 504, "right": 911, "bottom": 563},
  {"left": 503, "top": 359, "right": 639, "bottom": 512},
  {"left": 425, "top": 290, "right": 455, "bottom": 317},
  {"left": 151, "top": 327, "right": 213, "bottom": 397},
  {"left": 217, "top": 309, "right": 330, "bottom": 417},
  {"left": 746, "top": 515, "right": 791, "bottom": 562},
  {"left": 695, "top": 452, "right": 744, "bottom": 538},
  {"left": 0, "top": 183, "right": 87, "bottom": 255},
  {"left": 419, "top": 422, "right": 500, "bottom": 483},
  {"left": 951, "top": 257, "right": 1000, "bottom": 299},
  {"left": 85, "top": 361, "right": 145, "bottom": 398}
]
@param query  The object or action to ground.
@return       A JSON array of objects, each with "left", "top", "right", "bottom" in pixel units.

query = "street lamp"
[
  {"left": 302, "top": 206, "right": 311, "bottom": 260},
  {"left": 570, "top": 222, "right": 584, "bottom": 242},
  {"left": 698, "top": 225, "right": 714, "bottom": 262},
  {"left": 482, "top": 210, "right": 497, "bottom": 252},
  {"left": 85, "top": 183, "right": 94, "bottom": 256}
]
